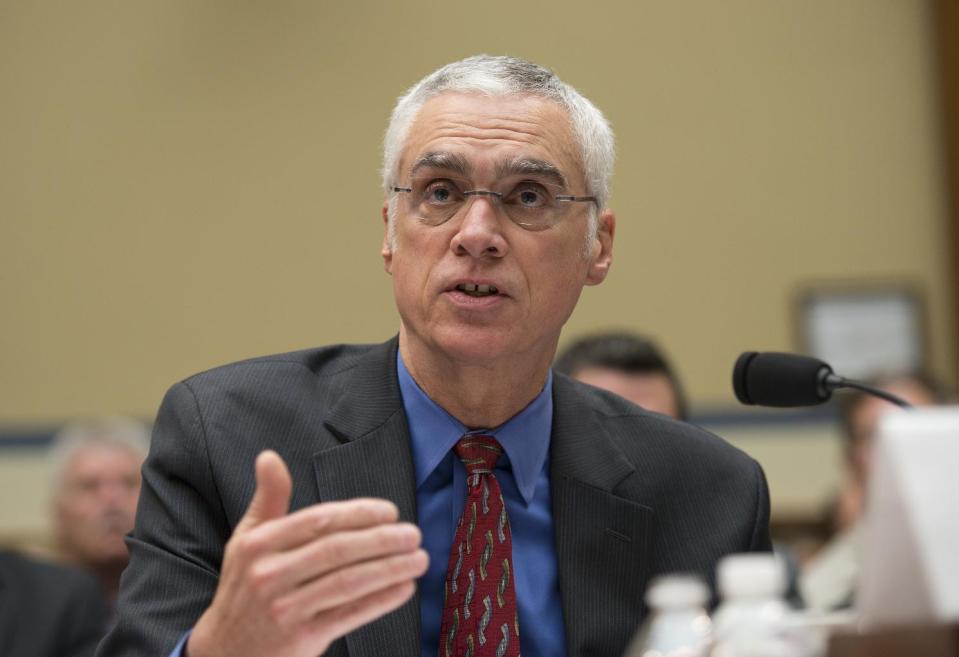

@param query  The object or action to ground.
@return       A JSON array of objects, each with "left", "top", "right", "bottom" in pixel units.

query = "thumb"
[{"left": 237, "top": 450, "right": 292, "bottom": 532}]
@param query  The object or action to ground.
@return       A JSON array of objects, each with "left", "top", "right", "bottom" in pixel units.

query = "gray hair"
[
  {"left": 382, "top": 55, "right": 615, "bottom": 249},
  {"left": 49, "top": 416, "right": 150, "bottom": 495}
]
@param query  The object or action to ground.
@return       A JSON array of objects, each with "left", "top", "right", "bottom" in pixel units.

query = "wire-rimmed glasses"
[{"left": 391, "top": 175, "right": 597, "bottom": 231}]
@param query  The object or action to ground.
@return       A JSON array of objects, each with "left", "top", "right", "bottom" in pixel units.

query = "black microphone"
[{"left": 733, "top": 351, "right": 912, "bottom": 408}]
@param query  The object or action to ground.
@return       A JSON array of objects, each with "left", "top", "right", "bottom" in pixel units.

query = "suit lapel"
[
  {"left": 311, "top": 338, "right": 420, "bottom": 657},
  {"left": 550, "top": 375, "right": 654, "bottom": 656}
]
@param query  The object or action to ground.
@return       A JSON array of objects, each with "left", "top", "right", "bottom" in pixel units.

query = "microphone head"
[{"left": 733, "top": 351, "right": 834, "bottom": 407}]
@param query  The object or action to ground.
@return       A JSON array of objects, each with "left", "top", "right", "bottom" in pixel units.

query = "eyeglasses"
[{"left": 391, "top": 175, "right": 597, "bottom": 231}]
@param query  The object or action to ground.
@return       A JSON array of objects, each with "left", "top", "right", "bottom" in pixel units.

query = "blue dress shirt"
[{"left": 397, "top": 353, "right": 567, "bottom": 657}]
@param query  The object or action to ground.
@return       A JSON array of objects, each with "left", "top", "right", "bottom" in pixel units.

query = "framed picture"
[{"left": 795, "top": 283, "right": 927, "bottom": 380}]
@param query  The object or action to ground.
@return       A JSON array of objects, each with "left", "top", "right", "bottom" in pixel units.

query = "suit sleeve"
[{"left": 96, "top": 381, "right": 232, "bottom": 657}]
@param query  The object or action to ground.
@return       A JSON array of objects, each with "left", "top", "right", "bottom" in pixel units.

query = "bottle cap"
[
  {"left": 645, "top": 574, "right": 709, "bottom": 609},
  {"left": 717, "top": 553, "right": 786, "bottom": 599}
]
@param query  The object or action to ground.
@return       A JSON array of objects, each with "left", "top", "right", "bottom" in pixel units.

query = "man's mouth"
[{"left": 455, "top": 283, "right": 499, "bottom": 298}]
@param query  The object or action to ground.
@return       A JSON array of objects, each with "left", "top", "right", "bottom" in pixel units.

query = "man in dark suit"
[
  {"left": 98, "top": 55, "right": 770, "bottom": 657},
  {"left": 0, "top": 549, "right": 109, "bottom": 657}
]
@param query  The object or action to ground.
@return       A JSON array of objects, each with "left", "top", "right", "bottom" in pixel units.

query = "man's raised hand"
[{"left": 187, "top": 450, "right": 428, "bottom": 657}]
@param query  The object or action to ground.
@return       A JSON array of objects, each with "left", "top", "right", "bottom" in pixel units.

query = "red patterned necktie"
[{"left": 438, "top": 434, "right": 520, "bottom": 657}]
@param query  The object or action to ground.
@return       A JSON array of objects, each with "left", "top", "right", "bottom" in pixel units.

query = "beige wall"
[{"left": 1, "top": 2, "right": 953, "bottom": 538}]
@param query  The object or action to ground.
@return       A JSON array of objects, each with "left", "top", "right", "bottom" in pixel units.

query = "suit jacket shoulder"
[{"left": 557, "top": 372, "right": 768, "bottom": 493}]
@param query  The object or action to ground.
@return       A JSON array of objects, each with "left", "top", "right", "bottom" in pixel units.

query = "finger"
[
  {"left": 236, "top": 450, "right": 292, "bottom": 533},
  {"left": 305, "top": 580, "right": 417, "bottom": 649},
  {"left": 271, "top": 548, "right": 428, "bottom": 625},
  {"left": 249, "top": 521, "right": 420, "bottom": 597},
  {"left": 242, "top": 497, "right": 399, "bottom": 553}
]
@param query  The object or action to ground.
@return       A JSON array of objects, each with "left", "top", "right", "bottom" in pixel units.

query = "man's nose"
[{"left": 450, "top": 195, "right": 510, "bottom": 258}]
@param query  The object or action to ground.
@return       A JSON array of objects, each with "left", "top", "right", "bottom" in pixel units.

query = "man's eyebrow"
[
  {"left": 409, "top": 152, "right": 472, "bottom": 178},
  {"left": 496, "top": 158, "right": 568, "bottom": 188}
]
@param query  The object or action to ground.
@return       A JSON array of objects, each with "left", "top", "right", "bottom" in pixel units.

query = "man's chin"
[
  {"left": 432, "top": 329, "right": 531, "bottom": 367},
  {"left": 403, "top": 321, "right": 551, "bottom": 370}
]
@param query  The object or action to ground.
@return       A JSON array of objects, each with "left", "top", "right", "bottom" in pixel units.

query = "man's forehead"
[
  {"left": 409, "top": 151, "right": 569, "bottom": 187},
  {"left": 399, "top": 92, "right": 582, "bottom": 180}
]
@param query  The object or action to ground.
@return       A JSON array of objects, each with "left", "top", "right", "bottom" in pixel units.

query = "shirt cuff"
[{"left": 168, "top": 631, "right": 192, "bottom": 657}]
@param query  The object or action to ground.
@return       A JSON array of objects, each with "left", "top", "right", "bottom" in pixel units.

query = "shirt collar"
[{"left": 397, "top": 350, "right": 553, "bottom": 506}]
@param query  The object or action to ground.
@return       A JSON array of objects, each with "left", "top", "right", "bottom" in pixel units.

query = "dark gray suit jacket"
[
  {"left": 98, "top": 338, "right": 770, "bottom": 657},
  {"left": 0, "top": 550, "right": 109, "bottom": 657}
]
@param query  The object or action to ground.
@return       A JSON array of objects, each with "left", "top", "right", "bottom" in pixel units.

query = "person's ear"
[{"left": 586, "top": 209, "right": 615, "bottom": 286}]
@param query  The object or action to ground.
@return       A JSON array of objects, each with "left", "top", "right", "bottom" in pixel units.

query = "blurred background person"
[
  {"left": 800, "top": 373, "right": 951, "bottom": 611},
  {"left": 555, "top": 331, "right": 689, "bottom": 420},
  {"left": 49, "top": 417, "right": 150, "bottom": 604},
  {"left": 0, "top": 547, "right": 109, "bottom": 657}
]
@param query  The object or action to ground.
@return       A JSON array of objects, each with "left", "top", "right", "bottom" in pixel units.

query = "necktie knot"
[{"left": 453, "top": 434, "right": 502, "bottom": 476}]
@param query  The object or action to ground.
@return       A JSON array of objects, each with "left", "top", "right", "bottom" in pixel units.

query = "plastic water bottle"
[
  {"left": 710, "top": 554, "right": 812, "bottom": 657},
  {"left": 623, "top": 574, "right": 712, "bottom": 657}
]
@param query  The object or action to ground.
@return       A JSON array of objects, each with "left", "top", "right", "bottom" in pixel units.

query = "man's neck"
[{"left": 398, "top": 332, "right": 553, "bottom": 429}]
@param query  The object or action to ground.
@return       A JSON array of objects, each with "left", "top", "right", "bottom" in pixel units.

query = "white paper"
[{"left": 859, "top": 407, "right": 959, "bottom": 626}]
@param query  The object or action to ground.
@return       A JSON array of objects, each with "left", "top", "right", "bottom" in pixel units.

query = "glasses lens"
[
  {"left": 406, "top": 176, "right": 466, "bottom": 226},
  {"left": 499, "top": 180, "right": 563, "bottom": 231}
]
